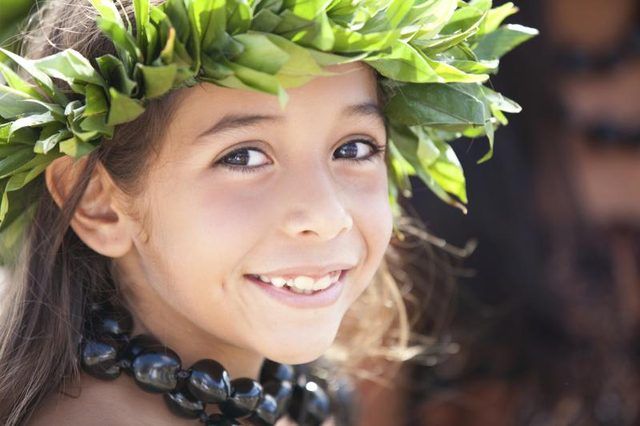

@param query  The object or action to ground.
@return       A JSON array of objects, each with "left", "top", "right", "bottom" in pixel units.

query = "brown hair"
[{"left": 0, "top": 1, "right": 451, "bottom": 424}]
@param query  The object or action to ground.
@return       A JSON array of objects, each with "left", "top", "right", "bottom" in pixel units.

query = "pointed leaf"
[
  {"left": 106, "top": 88, "right": 146, "bottom": 126},
  {"left": 137, "top": 63, "right": 178, "bottom": 98},
  {"left": 474, "top": 24, "right": 538, "bottom": 60},
  {"left": 384, "top": 83, "right": 486, "bottom": 128},
  {"left": 32, "top": 49, "right": 106, "bottom": 88}
]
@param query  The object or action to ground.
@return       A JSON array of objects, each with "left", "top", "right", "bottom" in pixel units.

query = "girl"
[{"left": 0, "top": 0, "right": 534, "bottom": 424}]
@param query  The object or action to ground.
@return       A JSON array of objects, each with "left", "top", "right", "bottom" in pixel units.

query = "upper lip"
[{"left": 248, "top": 263, "right": 356, "bottom": 280}]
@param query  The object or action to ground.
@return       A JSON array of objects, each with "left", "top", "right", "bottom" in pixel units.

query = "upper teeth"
[{"left": 256, "top": 271, "right": 341, "bottom": 291}]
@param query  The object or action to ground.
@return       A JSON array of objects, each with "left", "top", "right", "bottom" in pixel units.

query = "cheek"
[
  {"left": 139, "top": 178, "right": 269, "bottom": 302},
  {"left": 345, "top": 168, "right": 393, "bottom": 284}
]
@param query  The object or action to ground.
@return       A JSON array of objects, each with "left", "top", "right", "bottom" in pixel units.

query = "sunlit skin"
[{"left": 37, "top": 61, "right": 393, "bottom": 424}]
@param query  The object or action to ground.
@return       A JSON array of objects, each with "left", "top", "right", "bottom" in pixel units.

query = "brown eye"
[
  {"left": 216, "top": 147, "right": 271, "bottom": 174},
  {"left": 334, "top": 139, "right": 386, "bottom": 163}
]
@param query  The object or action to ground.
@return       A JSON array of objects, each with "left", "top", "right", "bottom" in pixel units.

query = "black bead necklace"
[{"left": 79, "top": 301, "right": 332, "bottom": 425}]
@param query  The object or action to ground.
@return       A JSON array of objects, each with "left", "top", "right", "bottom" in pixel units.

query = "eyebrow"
[{"left": 195, "top": 101, "right": 385, "bottom": 141}]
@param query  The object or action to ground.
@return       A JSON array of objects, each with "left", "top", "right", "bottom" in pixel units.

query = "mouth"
[
  {"left": 243, "top": 269, "right": 348, "bottom": 296},
  {"left": 245, "top": 268, "right": 350, "bottom": 308}
]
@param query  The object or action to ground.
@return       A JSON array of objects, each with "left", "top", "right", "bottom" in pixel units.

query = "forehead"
[{"left": 165, "top": 62, "right": 380, "bottom": 136}]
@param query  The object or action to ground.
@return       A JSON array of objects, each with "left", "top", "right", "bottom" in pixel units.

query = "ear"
[{"left": 45, "top": 155, "right": 134, "bottom": 258}]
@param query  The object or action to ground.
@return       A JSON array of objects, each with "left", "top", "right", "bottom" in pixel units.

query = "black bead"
[
  {"left": 187, "top": 359, "right": 231, "bottom": 404},
  {"left": 219, "top": 378, "right": 263, "bottom": 418},
  {"left": 131, "top": 347, "right": 182, "bottom": 393},
  {"left": 262, "top": 380, "right": 293, "bottom": 417},
  {"left": 120, "top": 334, "right": 163, "bottom": 375},
  {"left": 80, "top": 337, "right": 121, "bottom": 380},
  {"left": 245, "top": 393, "right": 279, "bottom": 425},
  {"left": 205, "top": 414, "right": 241, "bottom": 426},
  {"left": 85, "top": 304, "right": 133, "bottom": 338},
  {"left": 259, "top": 359, "right": 295, "bottom": 384},
  {"left": 288, "top": 380, "right": 331, "bottom": 426},
  {"left": 163, "top": 381, "right": 206, "bottom": 419}
]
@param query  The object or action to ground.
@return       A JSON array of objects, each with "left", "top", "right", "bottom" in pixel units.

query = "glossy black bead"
[
  {"left": 163, "top": 381, "right": 206, "bottom": 419},
  {"left": 80, "top": 337, "right": 121, "bottom": 380},
  {"left": 262, "top": 380, "right": 293, "bottom": 417},
  {"left": 219, "top": 378, "right": 263, "bottom": 418},
  {"left": 85, "top": 304, "right": 133, "bottom": 338},
  {"left": 205, "top": 414, "right": 240, "bottom": 426},
  {"left": 120, "top": 334, "right": 163, "bottom": 375},
  {"left": 187, "top": 359, "right": 231, "bottom": 404},
  {"left": 245, "top": 393, "right": 279, "bottom": 425},
  {"left": 288, "top": 380, "right": 331, "bottom": 426},
  {"left": 131, "top": 347, "right": 181, "bottom": 393},
  {"left": 259, "top": 359, "right": 295, "bottom": 384}
]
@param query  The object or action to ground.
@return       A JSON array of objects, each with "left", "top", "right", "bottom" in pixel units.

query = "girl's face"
[{"left": 116, "top": 62, "right": 393, "bottom": 366}]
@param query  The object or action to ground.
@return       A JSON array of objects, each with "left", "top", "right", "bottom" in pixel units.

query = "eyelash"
[{"left": 215, "top": 138, "right": 387, "bottom": 174}]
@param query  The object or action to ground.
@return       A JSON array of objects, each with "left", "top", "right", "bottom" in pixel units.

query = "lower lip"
[{"left": 246, "top": 270, "right": 347, "bottom": 309}]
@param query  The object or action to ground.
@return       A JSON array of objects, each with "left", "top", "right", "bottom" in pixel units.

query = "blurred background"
[
  {"left": 2, "top": 0, "right": 639, "bottom": 425},
  {"left": 356, "top": 1, "right": 640, "bottom": 425}
]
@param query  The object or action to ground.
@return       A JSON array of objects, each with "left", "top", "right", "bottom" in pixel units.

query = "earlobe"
[{"left": 44, "top": 155, "right": 133, "bottom": 258}]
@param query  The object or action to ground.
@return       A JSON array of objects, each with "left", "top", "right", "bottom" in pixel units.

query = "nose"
[{"left": 279, "top": 164, "right": 353, "bottom": 241}]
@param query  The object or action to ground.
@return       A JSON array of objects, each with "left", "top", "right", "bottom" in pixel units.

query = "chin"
[
  {"left": 268, "top": 349, "right": 327, "bottom": 366},
  {"left": 262, "top": 331, "right": 338, "bottom": 365}
]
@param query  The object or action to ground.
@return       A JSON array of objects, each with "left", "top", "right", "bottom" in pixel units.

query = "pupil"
[
  {"left": 340, "top": 144, "right": 358, "bottom": 158},
  {"left": 227, "top": 150, "right": 248, "bottom": 165}
]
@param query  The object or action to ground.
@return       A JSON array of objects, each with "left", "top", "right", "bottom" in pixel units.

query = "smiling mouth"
[{"left": 244, "top": 270, "right": 346, "bottom": 295}]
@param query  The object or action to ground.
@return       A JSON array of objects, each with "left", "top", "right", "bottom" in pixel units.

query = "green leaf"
[
  {"left": 79, "top": 114, "right": 112, "bottom": 138},
  {"left": 388, "top": 124, "right": 467, "bottom": 212},
  {"left": 9, "top": 112, "right": 59, "bottom": 136},
  {"left": 134, "top": 0, "right": 150, "bottom": 45},
  {"left": 84, "top": 84, "right": 109, "bottom": 116},
  {"left": 0, "top": 61, "right": 45, "bottom": 100},
  {"left": 384, "top": 83, "right": 486, "bottom": 128},
  {"left": 479, "top": 2, "right": 518, "bottom": 35},
  {"left": 415, "top": 9, "right": 486, "bottom": 53},
  {"left": 447, "top": 58, "right": 498, "bottom": 74},
  {"left": 0, "top": 48, "right": 65, "bottom": 103},
  {"left": 424, "top": 56, "right": 488, "bottom": 83},
  {"left": 32, "top": 49, "right": 107, "bottom": 88},
  {"left": 474, "top": 24, "right": 538, "bottom": 60},
  {"left": 96, "top": 17, "right": 144, "bottom": 65},
  {"left": 265, "top": 34, "right": 326, "bottom": 87},
  {"left": 233, "top": 32, "right": 290, "bottom": 74},
  {"left": 0, "top": 85, "right": 46, "bottom": 119},
  {"left": 58, "top": 136, "right": 98, "bottom": 158},
  {"left": 159, "top": 27, "right": 178, "bottom": 64},
  {"left": 421, "top": 136, "right": 467, "bottom": 203},
  {"left": 34, "top": 129, "right": 69, "bottom": 154},
  {"left": 387, "top": 138, "right": 415, "bottom": 197},
  {"left": 0, "top": 145, "right": 34, "bottom": 178},
  {"left": 96, "top": 54, "right": 139, "bottom": 96},
  {"left": 403, "top": 0, "right": 458, "bottom": 40},
  {"left": 283, "top": 0, "right": 331, "bottom": 20},
  {"left": 227, "top": 0, "right": 253, "bottom": 34},
  {"left": 331, "top": 24, "right": 400, "bottom": 53},
  {"left": 288, "top": 11, "right": 335, "bottom": 51},
  {"left": 224, "top": 59, "right": 284, "bottom": 94},
  {"left": 106, "top": 87, "right": 146, "bottom": 126},
  {"left": 137, "top": 63, "right": 178, "bottom": 98},
  {"left": 0, "top": 201, "right": 36, "bottom": 266},
  {"left": 89, "top": 0, "right": 125, "bottom": 27},
  {"left": 190, "top": 0, "right": 227, "bottom": 59},
  {"left": 306, "top": 49, "right": 367, "bottom": 67},
  {"left": 365, "top": 41, "right": 441, "bottom": 83},
  {"left": 482, "top": 85, "right": 521, "bottom": 113},
  {"left": 251, "top": 8, "right": 283, "bottom": 32},
  {"left": 161, "top": 0, "right": 191, "bottom": 43}
]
